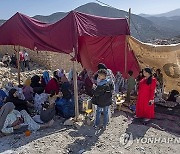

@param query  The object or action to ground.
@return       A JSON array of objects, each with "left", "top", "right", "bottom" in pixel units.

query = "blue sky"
[{"left": 0, "top": 0, "right": 180, "bottom": 19}]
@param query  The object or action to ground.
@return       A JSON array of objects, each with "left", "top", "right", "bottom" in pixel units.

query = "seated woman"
[
  {"left": 40, "top": 90, "right": 61, "bottom": 123},
  {"left": 6, "top": 89, "right": 30, "bottom": 112},
  {"left": 56, "top": 86, "right": 75, "bottom": 119},
  {"left": 31, "top": 75, "right": 44, "bottom": 95},
  {"left": 45, "top": 71, "right": 60, "bottom": 94},
  {"left": 167, "top": 90, "right": 179, "bottom": 102},
  {"left": 34, "top": 89, "right": 48, "bottom": 114},
  {"left": 41, "top": 71, "right": 50, "bottom": 88},
  {"left": 31, "top": 75, "right": 42, "bottom": 88},
  {"left": 23, "top": 78, "right": 33, "bottom": 102},
  {"left": 2, "top": 53, "right": 11, "bottom": 67},
  {"left": 0, "top": 102, "right": 53, "bottom": 135}
]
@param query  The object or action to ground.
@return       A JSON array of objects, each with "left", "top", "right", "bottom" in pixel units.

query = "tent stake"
[{"left": 73, "top": 60, "right": 79, "bottom": 121}]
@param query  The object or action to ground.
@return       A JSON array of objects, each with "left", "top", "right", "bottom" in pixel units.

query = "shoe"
[
  {"left": 93, "top": 125, "right": 98, "bottom": 130},
  {"left": 144, "top": 118, "right": 150, "bottom": 122},
  {"left": 101, "top": 126, "right": 107, "bottom": 131}
]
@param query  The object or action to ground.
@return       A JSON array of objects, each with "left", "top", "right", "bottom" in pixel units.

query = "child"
[
  {"left": 126, "top": 70, "right": 136, "bottom": 103},
  {"left": 92, "top": 69, "right": 113, "bottom": 130}
]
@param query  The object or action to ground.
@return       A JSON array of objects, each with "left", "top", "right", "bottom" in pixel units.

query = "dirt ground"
[
  {"left": 0, "top": 111, "right": 179, "bottom": 154},
  {"left": 0, "top": 65, "right": 180, "bottom": 154}
]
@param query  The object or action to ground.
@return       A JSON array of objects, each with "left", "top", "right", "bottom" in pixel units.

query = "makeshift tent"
[
  {"left": 128, "top": 36, "right": 180, "bottom": 92},
  {"left": 0, "top": 11, "right": 139, "bottom": 76}
]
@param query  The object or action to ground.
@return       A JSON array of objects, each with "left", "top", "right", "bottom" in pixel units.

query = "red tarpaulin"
[
  {"left": 78, "top": 36, "right": 139, "bottom": 76},
  {"left": 0, "top": 11, "right": 139, "bottom": 75}
]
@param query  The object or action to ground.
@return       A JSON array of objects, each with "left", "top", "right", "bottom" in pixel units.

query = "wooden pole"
[
  {"left": 73, "top": 59, "right": 79, "bottom": 120},
  {"left": 17, "top": 46, "right": 21, "bottom": 85},
  {"left": 124, "top": 36, "right": 128, "bottom": 77},
  {"left": 124, "top": 8, "right": 131, "bottom": 77},
  {"left": 128, "top": 8, "right": 131, "bottom": 30}
]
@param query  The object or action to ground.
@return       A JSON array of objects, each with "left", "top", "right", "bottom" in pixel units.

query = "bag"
[
  {"left": 56, "top": 98, "right": 75, "bottom": 119},
  {"left": 40, "top": 106, "right": 55, "bottom": 123}
]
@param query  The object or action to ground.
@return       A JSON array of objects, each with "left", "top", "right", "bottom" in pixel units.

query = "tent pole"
[
  {"left": 73, "top": 60, "right": 79, "bottom": 121},
  {"left": 125, "top": 36, "right": 128, "bottom": 77},
  {"left": 17, "top": 46, "right": 21, "bottom": 85},
  {"left": 128, "top": 8, "right": 131, "bottom": 30},
  {"left": 125, "top": 8, "right": 131, "bottom": 77}
]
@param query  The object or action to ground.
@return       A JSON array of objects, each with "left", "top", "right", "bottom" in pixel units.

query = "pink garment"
[{"left": 23, "top": 86, "right": 33, "bottom": 101}]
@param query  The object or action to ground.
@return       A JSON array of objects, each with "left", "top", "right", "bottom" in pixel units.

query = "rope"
[{"left": 94, "top": 0, "right": 143, "bottom": 40}]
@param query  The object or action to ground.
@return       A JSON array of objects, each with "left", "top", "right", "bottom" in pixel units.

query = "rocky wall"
[{"left": 0, "top": 45, "right": 82, "bottom": 72}]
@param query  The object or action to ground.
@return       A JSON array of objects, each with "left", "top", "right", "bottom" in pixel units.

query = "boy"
[
  {"left": 92, "top": 69, "right": 113, "bottom": 130},
  {"left": 126, "top": 70, "right": 136, "bottom": 103}
]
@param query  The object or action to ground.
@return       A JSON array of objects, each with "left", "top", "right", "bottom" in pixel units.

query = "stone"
[
  {"left": 74, "top": 122, "right": 84, "bottom": 129},
  {"left": 63, "top": 118, "right": 74, "bottom": 126}
]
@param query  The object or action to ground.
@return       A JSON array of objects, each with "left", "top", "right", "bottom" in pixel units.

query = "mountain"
[
  {"left": 139, "top": 8, "right": 180, "bottom": 17},
  {"left": 33, "top": 3, "right": 177, "bottom": 41},
  {"left": 139, "top": 8, "right": 180, "bottom": 38},
  {"left": 1, "top": 3, "right": 179, "bottom": 41},
  {"left": 33, "top": 12, "right": 68, "bottom": 23},
  {"left": 145, "top": 16, "right": 180, "bottom": 34},
  {"left": 0, "top": 19, "right": 6, "bottom": 25}
]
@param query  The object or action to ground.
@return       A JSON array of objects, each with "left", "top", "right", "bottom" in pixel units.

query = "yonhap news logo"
[
  {"left": 120, "top": 133, "right": 180, "bottom": 148},
  {"left": 119, "top": 133, "right": 133, "bottom": 148}
]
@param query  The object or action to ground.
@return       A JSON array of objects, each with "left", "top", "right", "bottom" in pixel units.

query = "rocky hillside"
[{"left": 32, "top": 3, "right": 176, "bottom": 41}]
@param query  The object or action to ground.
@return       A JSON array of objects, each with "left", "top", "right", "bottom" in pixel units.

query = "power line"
[
  {"left": 95, "top": 0, "right": 116, "bottom": 9},
  {"left": 94, "top": 0, "right": 142, "bottom": 40}
]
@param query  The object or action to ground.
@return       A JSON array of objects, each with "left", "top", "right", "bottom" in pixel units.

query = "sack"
[{"left": 56, "top": 98, "right": 75, "bottom": 119}]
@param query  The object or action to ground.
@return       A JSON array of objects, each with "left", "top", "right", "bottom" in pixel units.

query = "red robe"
[
  {"left": 45, "top": 78, "right": 59, "bottom": 94},
  {"left": 136, "top": 78, "right": 157, "bottom": 119}
]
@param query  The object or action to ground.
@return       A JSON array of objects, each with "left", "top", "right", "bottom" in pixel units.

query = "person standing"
[
  {"left": 126, "top": 70, "right": 136, "bottom": 103},
  {"left": 10, "top": 53, "right": 17, "bottom": 68},
  {"left": 92, "top": 69, "right": 113, "bottom": 130},
  {"left": 19, "top": 51, "right": 25, "bottom": 72},
  {"left": 115, "top": 72, "right": 125, "bottom": 93},
  {"left": 24, "top": 50, "right": 30, "bottom": 71},
  {"left": 136, "top": 68, "right": 157, "bottom": 121}
]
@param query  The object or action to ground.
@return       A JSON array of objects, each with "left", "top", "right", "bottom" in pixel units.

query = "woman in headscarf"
[
  {"left": 115, "top": 72, "right": 125, "bottom": 93},
  {"left": 136, "top": 68, "right": 157, "bottom": 121},
  {"left": 6, "top": 89, "right": 29, "bottom": 112},
  {"left": 23, "top": 78, "right": 33, "bottom": 102},
  {"left": 0, "top": 102, "right": 15, "bottom": 133},
  {"left": 30, "top": 75, "right": 42, "bottom": 88},
  {"left": 31, "top": 75, "right": 44, "bottom": 95},
  {"left": 45, "top": 71, "right": 60, "bottom": 94},
  {"left": 41, "top": 71, "right": 50, "bottom": 88},
  {"left": 57, "top": 69, "right": 64, "bottom": 78},
  {"left": 0, "top": 102, "right": 53, "bottom": 134}
]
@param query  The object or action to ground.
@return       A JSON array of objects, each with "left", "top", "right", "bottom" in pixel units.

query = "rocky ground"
[
  {"left": 0, "top": 65, "right": 180, "bottom": 154},
  {"left": 0, "top": 112, "right": 179, "bottom": 154}
]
